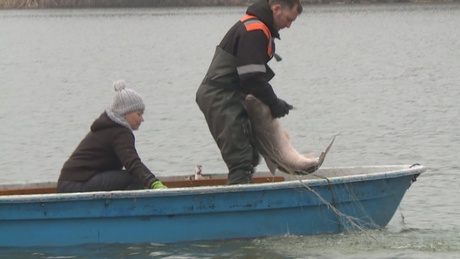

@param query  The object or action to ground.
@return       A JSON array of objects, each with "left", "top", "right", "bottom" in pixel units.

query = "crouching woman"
[{"left": 57, "top": 80, "right": 167, "bottom": 193}]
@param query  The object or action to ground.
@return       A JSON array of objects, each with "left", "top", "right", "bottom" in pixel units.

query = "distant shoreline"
[{"left": 0, "top": 0, "right": 458, "bottom": 9}]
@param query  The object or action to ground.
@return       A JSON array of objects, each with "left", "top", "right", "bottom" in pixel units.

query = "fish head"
[{"left": 244, "top": 94, "right": 273, "bottom": 126}]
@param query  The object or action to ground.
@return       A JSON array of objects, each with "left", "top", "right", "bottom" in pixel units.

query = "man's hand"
[{"left": 270, "top": 98, "right": 293, "bottom": 118}]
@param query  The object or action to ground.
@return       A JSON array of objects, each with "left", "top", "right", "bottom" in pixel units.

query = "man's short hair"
[{"left": 269, "top": 0, "right": 303, "bottom": 14}]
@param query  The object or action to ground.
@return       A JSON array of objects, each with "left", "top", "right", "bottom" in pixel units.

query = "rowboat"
[{"left": 0, "top": 164, "right": 426, "bottom": 247}]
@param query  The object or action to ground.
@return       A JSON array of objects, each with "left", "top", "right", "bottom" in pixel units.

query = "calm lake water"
[{"left": 1, "top": 3, "right": 459, "bottom": 258}]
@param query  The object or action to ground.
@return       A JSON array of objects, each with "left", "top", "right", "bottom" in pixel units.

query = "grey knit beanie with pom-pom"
[{"left": 109, "top": 80, "right": 145, "bottom": 116}]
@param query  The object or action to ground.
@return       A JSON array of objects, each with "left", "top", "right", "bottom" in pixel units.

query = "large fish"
[{"left": 244, "top": 94, "right": 334, "bottom": 175}]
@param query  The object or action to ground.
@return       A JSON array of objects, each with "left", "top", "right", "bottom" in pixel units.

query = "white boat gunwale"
[{"left": 0, "top": 164, "right": 425, "bottom": 202}]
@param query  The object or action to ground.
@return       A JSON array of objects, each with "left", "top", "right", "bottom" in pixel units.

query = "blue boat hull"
[{"left": 0, "top": 165, "right": 425, "bottom": 247}]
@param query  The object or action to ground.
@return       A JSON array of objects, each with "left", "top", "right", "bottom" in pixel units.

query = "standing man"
[{"left": 196, "top": 0, "right": 302, "bottom": 185}]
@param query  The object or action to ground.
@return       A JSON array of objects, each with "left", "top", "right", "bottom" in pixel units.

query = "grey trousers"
[
  {"left": 196, "top": 83, "right": 259, "bottom": 184},
  {"left": 57, "top": 170, "right": 144, "bottom": 193}
]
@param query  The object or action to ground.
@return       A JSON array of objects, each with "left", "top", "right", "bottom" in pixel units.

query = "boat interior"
[{"left": 0, "top": 165, "right": 413, "bottom": 196}]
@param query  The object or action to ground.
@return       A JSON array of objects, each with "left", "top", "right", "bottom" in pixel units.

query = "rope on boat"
[{"left": 409, "top": 163, "right": 422, "bottom": 187}]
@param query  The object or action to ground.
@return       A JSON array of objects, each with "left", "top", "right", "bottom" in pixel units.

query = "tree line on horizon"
[
  {"left": 0, "top": 0, "right": 457, "bottom": 9},
  {"left": 2, "top": 0, "right": 244, "bottom": 9}
]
